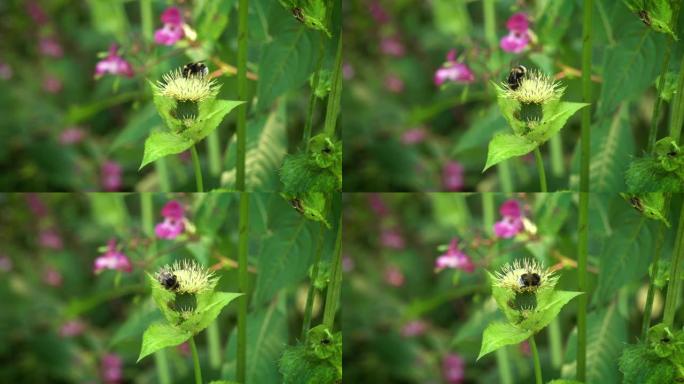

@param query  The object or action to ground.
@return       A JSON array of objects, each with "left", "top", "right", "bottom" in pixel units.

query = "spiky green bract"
[
  {"left": 501, "top": 70, "right": 565, "bottom": 105},
  {"left": 278, "top": 0, "right": 331, "bottom": 37},
  {"left": 620, "top": 193, "right": 670, "bottom": 226},
  {"left": 626, "top": 137, "right": 684, "bottom": 192},
  {"left": 619, "top": 324, "right": 684, "bottom": 383},
  {"left": 137, "top": 261, "right": 242, "bottom": 362},
  {"left": 155, "top": 69, "right": 219, "bottom": 102},
  {"left": 280, "top": 134, "right": 341, "bottom": 225},
  {"left": 478, "top": 260, "right": 581, "bottom": 360},
  {"left": 279, "top": 325, "right": 342, "bottom": 384}
]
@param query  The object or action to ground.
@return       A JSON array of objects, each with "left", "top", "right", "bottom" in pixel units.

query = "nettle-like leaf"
[
  {"left": 620, "top": 323, "right": 684, "bottom": 383},
  {"left": 279, "top": 325, "right": 342, "bottom": 384},
  {"left": 620, "top": 192, "right": 670, "bottom": 226},
  {"left": 623, "top": 0, "right": 677, "bottom": 39},
  {"left": 278, "top": 0, "right": 331, "bottom": 37},
  {"left": 478, "top": 321, "right": 532, "bottom": 360},
  {"left": 626, "top": 137, "right": 684, "bottom": 192},
  {"left": 483, "top": 133, "right": 538, "bottom": 171}
]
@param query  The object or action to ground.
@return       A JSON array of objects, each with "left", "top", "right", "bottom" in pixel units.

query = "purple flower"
[
  {"left": 442, "top": 161, "right": 464, "bottom": 191},
  {"left": 442, "top": 353, "right": 466, "bottom": 384},
  {"left": 384, "top": 74, "right": 404, "bottom": 93},
  {"left": 343, "top": 63, "right": 355, "bottom": 80},
  {"left": 39, "top": 36, "right": 63, "bottom": 58},
  {"left": 401, "top": 320, "right": 428, "bottom": 337},
  {"left": 59, "top": 319, "right": 86, "bottom": 337},
  {"left": 101, "top": 353, "right": 123, "bottom": 384},
  {"left": 493, "top": 199, "right": 525, "bottom": 238},
  {"left": 401, "top": 128, "right": 427, "bottom": 145},
  {"left": 434, "top": 50, "right": 475, "bottom": 86},
  {"left": 381, "top": 228, "right": 405, "bottom": 249},
  {"left": 384, "top": 265, "right": 405, "bottom": 287},
  {"left": 0, "top": 255, "right": 12, "bottom": 272},
  {"left": 39, "top": 229, "right": 63, "bottom": 250},
  {"left": 155, "top": 200, "right": 186, "bottom": 240},
  {"left": 26, "top": 193, "right": 48, "bottom": 218},
  {"left": 380, "top": 36, "right": 405, "bottom": 57},
  {"left": 94, "top": 240, "right": 132, "bottom": 274},
  {"left": 368, "top": 193, "right": 390, "bottom": 217},
  {"left": 59, "top": 127, "right": 86, "bottom": 145},
  {"left": 154, "top": 7, "right": 185, "bottom": 46},
  {"left": 43, "top": 267, "right": 63, "bottom": 287},
  {"left": 101, "top": 161, "right": 123, "bottom": 191},
  {"left": 26, "top": 1, "right": 49, "bottom": 26},
  {"left": 42, "top": 75, "right": 62, "bottom": 94},
  {"left": 435, "top": 239, "right": 474, "bottom": 273},
  {"left": 0, "top": 61, "right": 12, "bottom": 80},
  {"left": 368, "top": 1, "right": 390, "bottom": 24},
  {"left": 95, "top": 45, "right": 134, "bottom": 78},
  {"left": 500, "top": 13, "right": 531, "bottom": 53},
  {"left": 342, "top": 256, "right": 355, "bottom": 272}
]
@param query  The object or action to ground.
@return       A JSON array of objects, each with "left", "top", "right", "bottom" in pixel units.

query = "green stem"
[
  {"left": 302, "top": 223, "right": 326, "bottom": 340},
  {"left": 322, "top": 218, "right": 342, "bottom": 329},
  {"left": 237, "top": 192, "right": 250, "bottom": 382},
  {"left": 236, "top": 0, "right": 249, "bottom": 191},
  {"left": 547, "top": 317, "right": 563, "bottom": 369},
  {"left": 482, "top": 0, "right": 500, "bottom": 74},
  {"left": 670, "top": 55, "right": 684, "bottom": 144},
  {"left": 155, "top": 159, "right": 171, "bottom": 192},
  {"left": 529, "top": 335, "right": 543, "bottom": 384},
  {"left": 191, "top": 145, "right": 204, "bottom": 193},
  {"left": 663, "top": 201, "right": 684, "bottom": 328},
  {"left": 303, "top": 39, "right": 326, "bottom": 150},
  {"left": 323, "top": 34, "right": 342, "bottom": 136},
  {"left": 549, "top": 134, "right": 564, "bottom": 177},
  {"left": 206, "top": 322, "right": 221, "bottom": 370},
  {"left": 642, "top": 219, "right": 668, "bottom": 339},
  {"left": 647, "top": 43, "right": 673, "bottom": 153},
  {"left": 190, "top": 336, "right": 202, "bottom": 384},
  {"left": 577, "top": 1, "right": 593, "bottom": 381},
  {"left": 533, "top": 147, "right": 548, "bottom": 192},
  {"left": 495, "top": 348, "right": 513, "bottom": 384},
  {"left": 497, "top": 161, "right": 514, "bottom": 193},
  {"left": 153, "top": 349, "right": 171, "bottom": 384},
  {"left": 207, "top": 130, "right": 222, "bottom": 177},
  {"left": 140, "top": 0, "right": 153, "bottom": 43}
]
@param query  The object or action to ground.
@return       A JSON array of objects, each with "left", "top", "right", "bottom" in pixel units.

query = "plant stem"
[
  {"left": 155, "top": 159, "right": 171, "bottom": 192},
  {"left": 236, "top": 0, "right": 249, "bottom": 191},
  {"left": 303, "top": 39, "right": 326, "bottom": 150},
  {"left": 642, "top": 219, "right": 668, "bottom": 339},
  {"left": 206, "top": 322, "right": 221, "bottom": 370},
  {"left": 577, "top": 1, "right": 593, "bottom": 382},
  {"left": 670, "top": 55, "right": 684, "bottom": 144},
  {"left": 497, "top": 161, "right": 514, "bottom": 192},
  {"left": 237, "top": 192, "right": 250, "bottom": 382},
  {"left": 529, "top": 334, "right": 543, "bottom": 384},
  {"left": 302, "top": 223, "right": 326, "bottom": 340},
  {"left": 547, "top": 317, "right": 563, "bottom": 369},
  {"left": 153, "top": 350, "right": 171, "bottom": 384},
  {"left": 533, "top": 147, "right": 548, "bottom": 192},
  {"left": 323, "top": 34, "right": 342, "bottom": 136},
  {"left": 322, "top": 217, "right": 342, "bottom": 329},
  {"left": 647, "top": 44, "right": 673, "bottom": 152},
  {"left": 140, "top": 0, "right": 153, "bottom": 43},
  {"left": 549, "top": 135, "right": 564, "bottom": 177},
  {"left": 663, "top": 201, "right": 684, "bottom": 328},
  {"left": 495, "top": 348, "right": 513, "bottom": 384},
  {"left": 191, "top": 145, "right": 204, "bottom": 192},
  {"left": 189, "top": 336, "right": 202, "bottom": 384},
  {"left": 207, "top": 130, "right": 222, "bottom": 177}
]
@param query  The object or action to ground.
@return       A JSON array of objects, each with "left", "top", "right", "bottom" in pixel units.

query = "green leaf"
[
  {"left": 620, "top": 343, "right": 678, "bottom": 383},
  {"left": 623, "top": 0, "right": 677, "bottom": 38},
  {"left": 478, "top": 321, "right": 532, "bottom": 360},
  {"left": 547, "top": 381, "right": 584, "bottom": 384},
  {"left": 452, "top": 106, "right": 506, "bottom": 155},
  {"left": 139, "top": 130, "right": 193, "bottom": 170},
  {"left": 188, "top": 99, "right": 243, "bottom": 143},
  {"left": 257, "top": 25, "right": 316, "bottom": 110},
  {"left": 590, "top": 105, "right": 634, "bottom": 192},
  {"left": 178, "top": 291, "right": 243, "bottom": 334},
  {"left": 528, "top": 101, "right": 589, "bottom": 143},
  {"left": 483, "top": 133, "right": 538, "bottom": 171},
  {"left": 110, "top": 303, "right": 162, "bottom": 347},
  {"left": 137, "top": 322, "right": 192, "bottom": 362},
  {"left": 111, "top": 103, "right": 161, "bottom": 151},
  {"left": 520, "top": 290, "right": 583, "bottom": 333},
  {"left": 278, "top": 0, "right": 331, "bottom": 36}
]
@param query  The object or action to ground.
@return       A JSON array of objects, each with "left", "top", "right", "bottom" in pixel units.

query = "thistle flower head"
[
  {"left": 493, "top": 258, "right": 557, "bottom": 293},
  {"left": 503, "top": 70, "right": 564, "bottom": 105},
  {"left": 155, "top": 68, "right": 218, "bottom": 102},
  {"left": 155, "top": 259, "right": 217, "bottom": 294}
]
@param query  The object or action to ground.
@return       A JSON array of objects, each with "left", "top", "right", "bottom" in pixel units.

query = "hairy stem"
[
  {"left": 323, "top": 35, "right": 342, "bottom": 136},
  {"left": 534, "top": 147, "right": 548, "bottom": 192},
  {"left": 663, "top": 201, "right": 684, "bottom": 328},
  {"left": 190, "top": 336, "right": 202, "bottom": 384},
  {"left": 191, "top": 145, "right": 204, "bottom": 193},
  {"left": 322, "top": 217, "right": 342, "bottom": 329},
  {"left": 670, "top": 55, "right": 684, "bottom": 144},
  {"left": 647, "top": 43, "right": 673, "bottom": 152},
  {"left": 236, "top": 0, "right": 249, "bottom": 191},
  {"left": 303, "top": 40, "right": 326, "bottom": 150},
  {"left": 642, "top": 219, "right": 668, "bottom": 339},
  {"left": 302, "top": 223, "right": 326, "bottom": 340},
  {"left": 237, "top": 192, "right": 250, "bottom": 382},
  {"left": 529, "top": 334, "right": 543, "bottom": 384}
]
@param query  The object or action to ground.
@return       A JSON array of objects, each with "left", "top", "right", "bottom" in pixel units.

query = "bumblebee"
[
  {"left": 519, "top": 272, "right": 541, "bottom": 289},
  {"left": 157, "top": 270, "right": 180, "bottom": 291},
  {"left": 181, "top": 62, "right": 209, "bottom": 78},
  {"left": 507, "top": 65, "right": 527, "bottom": 91}
]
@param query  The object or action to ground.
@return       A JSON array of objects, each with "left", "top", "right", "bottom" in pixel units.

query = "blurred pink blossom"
[
  {"left": 442, "top": 353, "right": 466, "bottom": 384},
  {"left": 384, "top": 265, "right": 405, "bottom": 287},
  {"left": 43, "top": 267, "right": 63, "bottom": 287},
  {"left": 401, "top": 320, "right": 428, "bottom": 337},
  {"left": 500, "top": 13, "right": 531, "bottom": 53},
  {"left": 39, "top": 36, "right": 63, "bottom": 58},
  {"left": 94, "top": 239, "right": 132, "bottom": 274},
  {"left": 401, "top": 128, "right": 427, "bottom": 145},
  {"left": 101, "top": 354, "right": 123, "bottom": 384},
  {"left": 154, "top": 7, "right": 185, "bottom": 46},
  {"left": 368, "top": 0, "right": 390, "bottom": 24},
  {"left": 435, "top": 238, "right": 474, "bottom": 273},
  {"left": 381, "top": 36, "right": 405, "bottom": 57},
  {"left": 434, "top": 50, "right": 475, "bottom": 86},
  {"left": 26, "top": 193, "right": 48, "bottom": 218},
  {"left": 155, "top": 200, "right": 186, "bottom": 240},
  {"left": 178, "top": 150, "right": 192, "bottom": 163},
  {"left": 177, "top": 341, "right": 190, "bottom": 356},
  {"left": 493, "top": 199, "right": 525, "bottom": 238},
  {"left": 43, "top": 75, "right": 62, "bottom": 93},
  {"left": 343, "top": 63, "right": 355, "bottom": 80},
  {"left": 442, "top": 161, "right": 464, "bottom": 191},
  {"left": 101, "top": 161, "right": 123, "bottom": 191},
  {"left": 0, "top": 256, "right": 12, "bottom": 272},
  {"left": 519, "top": 340, "right": 531, "bottom": 356},
  {"left": 0, "top": 61, "right": 12, "bottom": 80},
  {"left": 381, "top": 228, "right": 405, "bottom": 249},
  {"left": 60, "top": 319, "right": 86, "bottom": 337},
  {"left": 343, "top": 256, "right": 355, "bottom": 272},
  {"left": 95, "top": 45, "right": 134, "bottom": 78},
  {"left": 367, "top": 193, "right": 390, "bottom": 217},
  {"left": 59, "top": 127, "right": 87, "bottom": 145},
  {"left": 26, "top": 1, "right": 49, "bottom": 26},
  {"left": 384, "top": 74, "right": 404, "bottom": 93},
  {"left": 40, "top": 229, "right": 63, "bottom": 250}
]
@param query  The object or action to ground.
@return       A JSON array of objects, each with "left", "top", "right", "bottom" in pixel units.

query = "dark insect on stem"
[
  {"left": 638, "top": 10, "right": 651, "bottom": 26},
  {"left": 292, "top": 7, "right": 305, "bottom": 23},
  {"left": 507, "top": 65, "right": 527, "bottom": 91}
]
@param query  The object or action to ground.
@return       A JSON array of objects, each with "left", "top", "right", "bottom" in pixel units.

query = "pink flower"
[
  {"left": 384, "top": 265, "right": 405, "bottom": 287},
  {"left": 26, "top": 1, "right": 49, "bottom": 26},
  {"left": 177, "top": 342, "right": 191, "bottom": 356},
  {"left": 26, "top": 193, "right": 48, "bottom": 218},
  {"left": 500, "top": 13, "right": 531, "bottom": 53},
  {"left": 95, "top": 45, "right": 134, "bottom": 78},
  {"left": 435, "top": 239, "right": 474, "bottom": 273},
  {"left": 434, "top": 50, "right": 475, "bottom": 86},
  {"left": 0, "top": 61, "right": 12, "bottom": 80},
  {"left": 94, "top": 240, "right": 132, "bottom": 274},
  {"left": 519, "top": 340, "right": 531, "bottom": 356},
  {"left": 368, "top": 193, "right": 390, "bottom": 217},
  {"left": 178, "top": 150, "right": 192, "bottom": 163},
  {"left": 384, "top": 74, "right": 404, "bottom": 93},
  {"left": 43, "top": 267, "right": 63, "bottom": 287},
  {"left": 39, "top": 36, "right": 63, "bottom": 58},
  {"left": 155, "top": 200, "right": 186, "bottom": 239},
  {"left": 442, "top": 161, "right": 464, "bottom": 191},
  {"left": 401, "top": 320, "right": 428, "bottom": 337},
  {"left": 59, "top": 127, "right": 86, "bottom": 145},
  {"left": 40, "top": 229, "right": 63, "bottom": 250},
  {"left": 493, "top": 200, "right": 525, "bottom": 238},
  {"left": 154, "top": 7, "right": 185, "bottom": 46},
  {"left": 380, "top": 36, "right": 405, "bottom": 57},
  {"left": 101, "top": 354, "right": 123, "bottom": 384},
  {"left": 101, "top": 161, "right": 123, "bottom": 191},
  {"left": 442, "top": 353, "right": 466, "bottom": 384},
  {"left": 342, "top": 256, "right": 355, "bottom": 272},
  {"left": 381, "top": 228, "right": 405, "bottom": 249},
  {"left": 368, "top": 1, "right": 390, "bottom": 24},
  {"left": 59, "top": 319, "right": 86, "bottom": 337},
  {"left": 401, "top": 128, "right": 427, "bottom": 145},
  {"left": 343, "top": 63, "right": 355, "bottom": 80},
  {"left": 0, "top": 256, "right": 12, "bottom": 272},
  {"left": 42, "top": 75, "right": 62, "bottom": 93}
]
